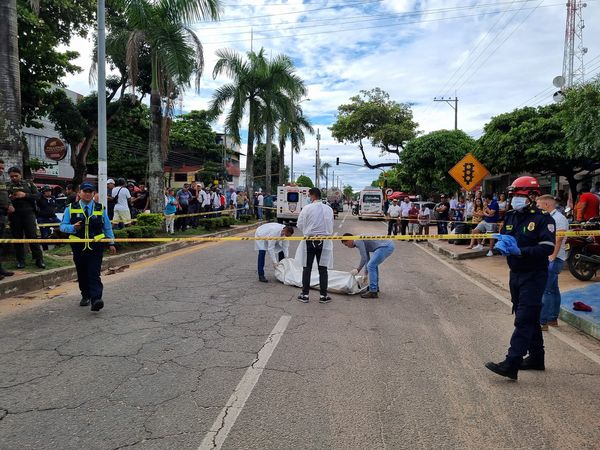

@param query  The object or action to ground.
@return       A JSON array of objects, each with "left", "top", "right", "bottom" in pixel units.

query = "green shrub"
[
  {"left": 113, "top": 229, "right": 128, "bottom": 240},
  {"left": 126, "top": 226, "right": 143, "bottom": 238},
  {"left": 139, "top": 226, "right": 158, "bottom": 238},
  {"left": 136, "top": 213, "right": 164, "bottom": 228}
]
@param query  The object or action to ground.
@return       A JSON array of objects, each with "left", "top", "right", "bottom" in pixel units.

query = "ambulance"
[
  {"left": 276, "top": 185, "right": 311, "bottom": 223},
  {"left": 358, "top": 187, "right": 384, "bottom": 220}
]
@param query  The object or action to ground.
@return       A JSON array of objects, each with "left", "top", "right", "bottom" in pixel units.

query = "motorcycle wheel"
[{"left": 568, "top": 248, "right": 596, "bottom": 281}]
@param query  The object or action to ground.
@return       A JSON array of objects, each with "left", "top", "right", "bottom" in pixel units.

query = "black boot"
[
  {"left": 35, "top": 259, "right": 46, "bottom": 269},
  {"left": 0, "top": 267, "right": 14, "bottom": 277},
  {"left": 485, "top": 360, "right": 518, "bottom": 380},
  {"left": 520, "top": 355, "right": 545, "bottom": 371},
  {"left": 258, "top": 275, "right": 268, "bottom": 283},
  {"left": 90, "top": 298, "right": 104, "bottom": 311}
]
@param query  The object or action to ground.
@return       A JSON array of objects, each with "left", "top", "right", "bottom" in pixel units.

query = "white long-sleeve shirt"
[
  {"left": 254, "top": 222, "right": 289, "bottom": 262},
  {"left": 201, "top": 190, "right": 211, "bottom": 207},
  {"left": 297, "top": 200, "right": 334, "bottom": 236}
]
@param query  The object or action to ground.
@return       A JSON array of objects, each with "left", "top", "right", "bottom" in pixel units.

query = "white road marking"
[
  {"left": 338, "top": 210, "right": 350, "bottom": 229},
  {"left": 198, "top": 315, "right": 292, "bottom": 450},
  {"left": 414, "top": 243, "right": 600, "bottom": 366}
]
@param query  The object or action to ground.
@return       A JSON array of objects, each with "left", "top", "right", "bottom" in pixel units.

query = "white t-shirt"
[
  {"left": 551, "top": 209, "right": 569, "bottom": 261},
  {"left": 400, "top": 201, "right": 412, "bottom": 217},
  {"left": 418, "top": 207, "right": 431, "bottom": 225},
  {"left": 258, "top": 194, "right": 264, "bottom": 206},
  {"left": 387, "top": 204, "right": 401, "bottom": 218},
  {"left": 111, "top": 186, "right": 131, "bottom": 211}
]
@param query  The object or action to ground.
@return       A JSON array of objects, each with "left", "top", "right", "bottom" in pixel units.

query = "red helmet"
[{"left": 509, "top": 176, "right": 541, "bottom": 196}]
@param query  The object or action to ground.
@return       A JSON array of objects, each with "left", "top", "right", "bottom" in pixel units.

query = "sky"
[{"left": 62, "top": 0, "right": 600, "bottom": 191}]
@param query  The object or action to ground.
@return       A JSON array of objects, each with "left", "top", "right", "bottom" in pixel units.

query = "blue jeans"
[
  {"left": 366, "top": 244, "right": 395, "bottom": 292},
  {"left": 540, "top": 258, "right": 564, "bottom": 324},
  {"left": 257, "top": 250, "right": 284, "bottom": 277},
  {"left": 257, "top": 207, "right": 263, "bottom": 220}
]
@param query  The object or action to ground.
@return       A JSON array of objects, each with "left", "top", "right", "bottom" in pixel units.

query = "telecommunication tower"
[{"left": 562, "top": 1, "right": 588, "bottom": 87}]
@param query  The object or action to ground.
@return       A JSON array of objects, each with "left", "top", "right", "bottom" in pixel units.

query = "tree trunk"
[
  {"left": 566, "top": 174, "right": 579, "bottom": 207},
  {"left": 245, "top": 127, "right": 255, "bottom": 197},
  {"left": 148, "top": 89, "right": 164, "bottom": 213},
  {"left": 265, "top": 125, "right": 273, "bottom": 193},
  {"left": 0, "top": 0, "right": 23, "bottom": 168},
  {"left": 278, "top": 136, "right": 285, "bottom": 185}
]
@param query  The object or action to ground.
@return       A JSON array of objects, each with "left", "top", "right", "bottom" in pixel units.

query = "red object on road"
[{"left": 573, "top": 301, "right": 593, "bottom": 312}]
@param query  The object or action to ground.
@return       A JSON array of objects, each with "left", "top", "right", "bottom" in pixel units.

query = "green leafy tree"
[
  {"left": 330, "top": 88, "right": 418, "bottom": 169},
  {"left": 254, "top": 143, "right": 289, "bottom": 192},
  {"left": 124, "top": 0, "right": 221, "bottom": 213},
  {"left": 401, "top": 129, "right": 476, "bottom": 196},
  {"left": 169, "top": 110, "right": 222, "bottom": 162},
  {"left": 210, "top": 48, "right": 305, "bottom": 194},
  {"left": 343, "top": 184, "right": 354, "bottom": 200},
  {"left": 278, "top": 103, "right": 313, "bottom": 185},
  {"left": 475, "top": 103, "right": 594, "bottom": 199},
  {"left": 295, "top": 174, "right": 313, "bottom": 188}
]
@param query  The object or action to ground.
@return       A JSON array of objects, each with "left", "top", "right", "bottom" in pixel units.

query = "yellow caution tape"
[{"left": 1, "top": 229, "right": 598, "bottom": 244}]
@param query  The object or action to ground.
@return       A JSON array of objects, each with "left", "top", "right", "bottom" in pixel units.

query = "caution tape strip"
[{"left": 1, "top": 229, "right": 599, "bottom": 244}]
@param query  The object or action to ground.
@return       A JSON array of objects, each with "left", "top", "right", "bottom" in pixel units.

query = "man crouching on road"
[
  {"left": 60, "top": 183, "right": 116, "bottom": 312},
  {"left": 254, "top": 223, "right": 294, "bottom": 282},
  {"left": 341, "top": 233, "right": 395, "bottom": 298}
]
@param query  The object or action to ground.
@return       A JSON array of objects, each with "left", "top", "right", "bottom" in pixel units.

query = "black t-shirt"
[
  {"left": 437, "top": 201, "right": 450, "bottom": 220},
  {"left": 133, "top": 191, "right": 149, "bottom": 210}
]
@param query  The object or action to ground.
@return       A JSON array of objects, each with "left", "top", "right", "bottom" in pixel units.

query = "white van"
[
  {"left": 276, "top": 185, "right": 311, "bottom": 223},
  {"left": 358, "top": 187, "right": 384, "bottom": 220}
]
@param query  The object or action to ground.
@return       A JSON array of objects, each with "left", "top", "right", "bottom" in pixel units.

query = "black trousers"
[
  {"left": 72, "top": 244, "right": 104, "bottom": 300},
  {"left": 506, "top": 270, "right": 547, "bottom": 366},
  {"left": 175, "top": 204, "right": 189, "bottom": 231},
  {"left": 302, "top": 241, "right": 328, "bottom": 296},
  {"left": 9, "top": 212, "right": 43, "bottom": 264},
  {"left": 0, "top": 215, "right": 8, "bottom": 270},
  {"left": 387, "top": 218, "right": 398, "bottom": 235},
  {"left": 400, "top": 218, "right": 409, "bottom": 235}
]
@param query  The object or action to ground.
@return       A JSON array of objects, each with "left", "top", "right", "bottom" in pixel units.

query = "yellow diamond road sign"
[{"left": 448, "top": 153, "right": 489, "bottom": 191}]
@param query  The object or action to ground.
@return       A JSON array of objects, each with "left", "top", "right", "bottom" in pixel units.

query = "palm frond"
[
  {"left": 183, "top": 26, "right": 204, "bottom": 92},
  {"left": 126, "top": 29, "right": 146, "bottom": 92},
  {"left": 158, "top": 0, "right": 221, "bottom": 24}
]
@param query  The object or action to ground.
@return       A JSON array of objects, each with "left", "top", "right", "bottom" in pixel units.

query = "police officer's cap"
[
  {"left": 41, "top": 185, "right": 52, "bottom": 192},
  {"left": 80, "top": 182, "right": 96, "bottom": 191}
]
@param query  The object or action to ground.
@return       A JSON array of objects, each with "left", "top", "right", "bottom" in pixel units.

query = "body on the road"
[
  {"left": 341, "top": 234, "right": 395, "bottom": 299},
  {"left": 296, "top": 188, "right": 334, "bottom": 303},
  {"left": 487, "top": 176, "right": 555, "bottom": 380},
  {"left": 254, "top": 223, "right": 294, "bottom": 282},
  {"left": 60, "top": 183, "right": 116, "bottom": 312}
]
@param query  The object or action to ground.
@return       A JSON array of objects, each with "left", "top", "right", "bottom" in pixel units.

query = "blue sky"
[{"left": 62, "top": 0, "right": 600, "bottom": 190}]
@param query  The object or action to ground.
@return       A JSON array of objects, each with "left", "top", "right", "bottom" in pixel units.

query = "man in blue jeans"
[
  {"left": 254, "top": 223, "right": 294, "bottom": 282},
  {"left": 341, "top": 233, "right": 395, "bottom": 298},
  {"left": 537, "top": 194, "right": 569, "bottom": 330}
]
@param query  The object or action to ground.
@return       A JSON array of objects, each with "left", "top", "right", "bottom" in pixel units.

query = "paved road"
[{"left": 1, "top": 213, "right": 599, "bottom": 449}]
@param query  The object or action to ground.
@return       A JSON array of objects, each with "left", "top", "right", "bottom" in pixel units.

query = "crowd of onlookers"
[{"left": 384, "top": 182, "right": 600, "bottom": 255}]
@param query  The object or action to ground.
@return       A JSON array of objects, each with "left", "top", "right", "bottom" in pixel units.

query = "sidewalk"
[
  {"left": 0, "top": 222, "right": 260, "bottom": 301},
  {"left": 427, "top": 239, "right": 600, "bottom": 341}
]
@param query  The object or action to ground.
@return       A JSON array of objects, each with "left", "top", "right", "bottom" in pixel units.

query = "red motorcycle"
[{"left": 566, "top": 217, "right": 600, "bottom": 281}]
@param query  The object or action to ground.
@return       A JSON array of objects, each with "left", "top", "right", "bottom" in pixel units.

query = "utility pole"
[
  {"left": 433, "top": 96, "right": 458, "bottom": 130},
  {"left": 325, "top": 164, "right": 329, "bottom": 194},
  {"left": 97, "top": 0, "right": 107, "bottom": 205},
  {"left": 315, "top": 129, "right": 321, "bottom": 188}
]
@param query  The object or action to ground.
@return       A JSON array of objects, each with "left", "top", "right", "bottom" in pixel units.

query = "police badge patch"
[
  {"left": 527, "top": 222, "right": 535, "bottom": 231},
  {"left": 548, "top": 224, "right": 555, "bottom": 232}
]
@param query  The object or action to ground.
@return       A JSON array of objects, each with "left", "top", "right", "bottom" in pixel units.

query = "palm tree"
[
  {"left": 123, "top": 0, "right": 220, "bottom": 212},
  {"left": 320, "top": 162, "right": 331, "bottom": 191},
  {"left": 0, "top": 0, "right": 39, "bottom": 168},
  {"left": 278, "top": 104, "right": 314, "bottom": 185},
  {"left": 210, "top": 48, "right": 306, "bottom": 194}
]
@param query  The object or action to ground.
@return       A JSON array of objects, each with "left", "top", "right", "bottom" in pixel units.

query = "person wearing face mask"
[{"left": 485, "top": 176, "right": 556, "bottom": 381}]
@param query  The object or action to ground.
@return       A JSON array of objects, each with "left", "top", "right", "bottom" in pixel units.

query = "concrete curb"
[
  {"left": 428, "top": 244, "right": 600, "bottom": 342},
  {"left": 426, "top": 240, "right": 487, "bottom": 260},
  {"left": 0, "top": 223, "right": 260, "bottom": 300}
]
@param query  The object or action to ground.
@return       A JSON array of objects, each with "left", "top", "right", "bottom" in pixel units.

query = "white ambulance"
[
  {"left": 276, "top": 185, "right": 311, "bottom": 224},
  {"left": 358, "top": 187, "right": 384, "bottom": 220}
]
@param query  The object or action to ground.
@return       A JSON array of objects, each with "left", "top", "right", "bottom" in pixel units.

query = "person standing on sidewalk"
[
  {"left": 60, "top": 183, "right": 116, "bottom": 312},
  {"left": 254, "top": 223, "right": 294, "bottom": 282},
  {"left": 296, "top": 187, "right": 334, "bottom": 304},
  {"left": 485, "top": 176, "right": 555, "bottom": 381},
  {"left": 36, "top": 186, "right": 60, "bottom": 251},
  {"left": 386, "top": 198, "right": 401, "bottom": 235},
  {"left": 399, "top": 196, "right": 412, "bottom": 236},
  {"left": 537, "top": 194, "right": 569, "bottom": 331},
  {"left": 341, "top": 234, "right": 395, "bottom": 298},
  {"left": 0, "top": 160, "right": 15, "bottom": 279},
  {"left": 7, "top": 166, "right": 45, "bottom": 269}
]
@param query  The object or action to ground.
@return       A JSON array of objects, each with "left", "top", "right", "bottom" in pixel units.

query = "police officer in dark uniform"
[
  {"left": 485, "top": 176, "right": 556, "bottom": 380},
  {"left": 0, "top": 160, "right": 15, "bottom": 279},
  {"left": 60, "top": 182, "right": 116, "bottom": 312},
  {"left": 7, "top": 166, "right": 45, "bottom": 269}
]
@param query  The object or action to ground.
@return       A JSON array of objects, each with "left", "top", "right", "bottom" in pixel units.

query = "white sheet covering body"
[{"left": 274, "top": 257, "right": 368, "bottom": 294}]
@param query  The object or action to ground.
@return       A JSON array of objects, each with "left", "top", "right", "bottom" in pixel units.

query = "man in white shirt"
[
  {"left": 537, "top": 194, "right": 569, "bottom": 330},
  {"left": 212, "top": 189, "right": 221, "bottom": 214},
  {"left": 254, "top": 223, "right": 294, "bottom": 282},
  {"left": 386, "top": 198, "right": 401, "bottom": 235},
  {"left": 230, "top": 188, "right": 237, "bottom": 208},
  {"left": 111, "top": 178, "right": 131, "bottom": 225},
  {"left": 418, "top": 204, "right": 432, "bottom": 240},
  {"left": 201, "top": 187, "right": 211, "bottom": 213},
  {"left": 399, "top": 196, "right": 412, "bottom": 236},
  {"left": 257, "top": 192, "right": 264, "bottom": 220},
  {"left": 296, "top": 187, "right": 334, "bottom": 304}
]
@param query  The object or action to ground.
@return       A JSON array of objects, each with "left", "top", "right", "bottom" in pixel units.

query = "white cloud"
[{"left": 62, "top": 0, "right": 600, "bottom": 190}]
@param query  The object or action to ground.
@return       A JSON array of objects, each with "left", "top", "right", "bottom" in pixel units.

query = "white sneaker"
[
  {"left": 486, "top": 250, "right": 493, "bottom": 257},
  {"left": 473, "top": 244, "right": 484, "bottom": 251}
]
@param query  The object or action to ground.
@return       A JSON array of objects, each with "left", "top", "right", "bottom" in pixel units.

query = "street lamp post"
[{"left": 97, "top": 0, "right": 107, "bottom": 204}]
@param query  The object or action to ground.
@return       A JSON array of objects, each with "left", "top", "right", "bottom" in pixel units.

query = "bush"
[
  {"left": 136, "top": 213, "right": 164, "bottom": 228},
  {"left": 139, "top": 226, "right": 158, "bottom": 238},
  {"left": 113, "top": 229, "right": 128, "bottom": 240},
  {"left": 126, "top": 226, "right": 143, "bottom": 238}
]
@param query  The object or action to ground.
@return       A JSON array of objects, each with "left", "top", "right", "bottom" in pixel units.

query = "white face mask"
[{"left": 511, "top": 196, "right": 529, "bottom": 211}]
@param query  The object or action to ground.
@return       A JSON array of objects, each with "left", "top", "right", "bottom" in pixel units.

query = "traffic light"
[{"left": 336, "top": 157, "right": 339, "bottom": 166}]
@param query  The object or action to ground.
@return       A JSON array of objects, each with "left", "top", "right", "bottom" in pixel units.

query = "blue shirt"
[
  {"left": 164, "top": 195, "right": 177, "bottom": 215},
  {"left": 354, "top": 239, "right": 395, "bottom": 271},
  {"left": 59, "top": 200, "right": 115, "bottom": 243},
  {"left": 484, "top": 200, "right": 499, "bottom": 223}
]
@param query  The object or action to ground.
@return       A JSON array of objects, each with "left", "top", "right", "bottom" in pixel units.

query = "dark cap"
[{"left": 80, "top": 182, "right": 96, "bottom": 191}]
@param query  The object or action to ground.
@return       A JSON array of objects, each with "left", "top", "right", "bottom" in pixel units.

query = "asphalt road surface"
[{"left": 1, "top": 212, "right": 599, "bottom": 449}]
